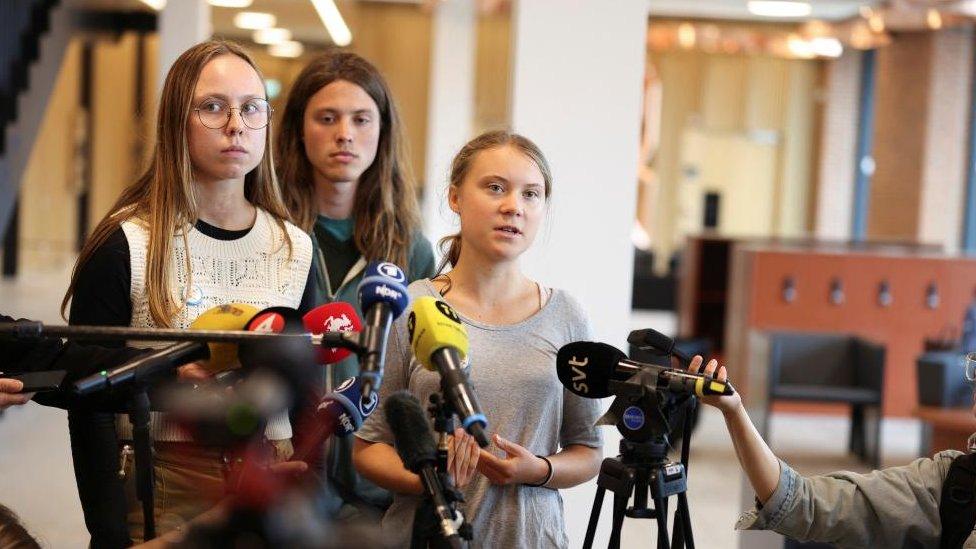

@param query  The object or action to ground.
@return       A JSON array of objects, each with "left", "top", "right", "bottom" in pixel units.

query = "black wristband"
[{"left": 525, "top": 455, "right": 554, "bottom": 487}]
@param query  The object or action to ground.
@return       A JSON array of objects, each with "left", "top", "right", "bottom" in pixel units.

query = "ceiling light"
[
  {"left": 787, "top": 35, "right": 816, "bottom": 58},
  {"left": 234, "top": 12, "right": 276, "bottom": 30},
  {"left": 677, "top": 23, "right": 696, "bottom": 49},
  {"left": 747, "top": 1, "right": 812, "bottom": 18},
  {"left": 927, "top": 9, "right": 942, "bottom": 29},
  {"left": 269, "top": 41, "right": 305, "bottom": 58},
  {"left": 868, "top": 13, "right": 884, "bottom": 33},
  {"left": 139, "top": 0, "right": 166, "bottom": 10},
  {"left": 253, "top": 28, "right": 293, "bottom": 45},
  {"left": 310, "top": 0, "right": 353, "bottom": 47},
  {"left": 809, "top": 37, "right": 843, "bottom": 58},
  {"left": 208, "top": 0, "right": 253, "bottom": 7}
]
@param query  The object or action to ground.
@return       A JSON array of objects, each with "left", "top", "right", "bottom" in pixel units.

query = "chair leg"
[
  {"left": 849, "top": 404, "right": 865, "bottom": 460},
  {"left": 867, "top": 405, "right": 882, "bottom": 469}
]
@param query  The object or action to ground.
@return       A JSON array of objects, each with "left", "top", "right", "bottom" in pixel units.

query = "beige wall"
[
  {"left": 648, "top": 47, "right": 818, "bottom": 272},
  {"left": 474, "top": 8, "right": 511, "bottom": 132},
  {"left": 90, "top": 33, "right": 141, "bottom": 229},
  {"left": 342, "top": 1, "right": 432, "bottom": 186},
  {"left": 867, "top": 33, "right": 931, "bottom": 241},
  {"left": 18, "top": 39, "right": 83, "bottom": 271}
]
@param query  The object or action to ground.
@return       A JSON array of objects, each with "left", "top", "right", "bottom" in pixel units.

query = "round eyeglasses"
[{"left": 194, "top": 98, "right": 272, "bottom": 130}]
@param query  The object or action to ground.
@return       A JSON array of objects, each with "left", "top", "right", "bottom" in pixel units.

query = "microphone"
[
  {"left": 357, "top": 261, "right": 410, "bottom": 399},
  {"left": 240, "top": 306, "right": 318, "bottom": 410},
  {"left": 385, "top": 391, "right": 464, "bottom": 549},
  {"left": 302, "top": 302, "right": 363, "bottom": 365},
  {"left": 556, "top": 341, "right": 735, "bottom": 399},
  {"left": 292, "top": 375, "right": 378, "bottom": 463},
  {"left": 627, "top": 328, "right": 693, "bottom": 365},
  {"left": 74, "top": 341, "right": 208, "bottom": 395},
  {"left": 73, "top": 303, "right": 259, "bottom": 394},
  {"left": 408, "top": 296, "right": 488, "bottom": 448},
  {"left": 189, "top": 303, "right": 258, "bottom": 374}
]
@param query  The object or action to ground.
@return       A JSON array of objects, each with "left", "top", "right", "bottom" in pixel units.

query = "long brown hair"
[
  {"left": 61, "top": 40, "right": 293, "bottom": 327},
  {"left": 277, "top": 50, "right": 420, "bottom": 268},
  {"left": 437, "top": 130, "right": 553, "bottom": 274}
]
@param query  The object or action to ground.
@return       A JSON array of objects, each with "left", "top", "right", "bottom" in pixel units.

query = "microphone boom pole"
[{"left": 0, "top": 321, "right": 364, "bottom": 352}]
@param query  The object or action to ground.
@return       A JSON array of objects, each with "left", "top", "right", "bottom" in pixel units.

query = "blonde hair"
[
  {"left": 62, "top": 40, "right": 293, "bottom": 327},
  {"left": 437, "top": 130, "right": 553, "bottom": 274},
  {"left": 277, "top": 50, "right": 420, "bottom": 268}
]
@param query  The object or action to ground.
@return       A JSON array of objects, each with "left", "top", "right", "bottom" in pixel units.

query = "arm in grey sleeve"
[
  {"left": 559, "top": 300, "right": 602, "bottom": 449},
  {"left": 355, "top": 319, "right": 412, "bottom": 445},
  {"left": 737, "top": 452, "right": 956, "bottom": 548}
]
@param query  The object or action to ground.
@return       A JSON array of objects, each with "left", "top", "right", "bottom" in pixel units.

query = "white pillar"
[
  {"left": 157, "top": 0, "right": 210, "bottom": 93},
  {"left": 510, "top": 0, "right": 645, "bottom": 344},
  {"left": 509, "top": 2, "right": 647, "bottom": 547},
  {"left": 421, "top": 0, "right": 477, "bottom": 259}
]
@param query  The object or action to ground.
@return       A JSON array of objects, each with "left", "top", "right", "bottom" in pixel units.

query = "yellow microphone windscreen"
[
  {"left": 189, "top": 303, "right": 258, "bottom": 373},
  {"left": 408, "top": 296, "right": 468, "bottom": 371}
]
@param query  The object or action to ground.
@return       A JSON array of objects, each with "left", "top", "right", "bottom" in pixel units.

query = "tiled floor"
[{"left": 0, "top": 269, "right": 925, "bottom": 548}]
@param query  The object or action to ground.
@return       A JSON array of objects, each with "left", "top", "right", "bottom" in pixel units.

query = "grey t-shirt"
[{"left": 356, "top": 279, "right": 603, "bottom": 548}]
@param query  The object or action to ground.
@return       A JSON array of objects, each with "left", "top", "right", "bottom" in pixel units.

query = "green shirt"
[{"left": 309, "top": 224, "right": 437, "bottom": 518}]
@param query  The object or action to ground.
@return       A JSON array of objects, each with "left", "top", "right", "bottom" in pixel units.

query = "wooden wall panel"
[{"left": 727, "top": 246, "right": 976, "bottom": 417}]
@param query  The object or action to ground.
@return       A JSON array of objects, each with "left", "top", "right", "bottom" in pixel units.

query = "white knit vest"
[{"left": 117, "top": 208, "right": 312, "bottom": 442}]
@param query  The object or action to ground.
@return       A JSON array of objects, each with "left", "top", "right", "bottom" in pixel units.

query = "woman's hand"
[
  {"left": 0, "top": 378, "right": 32, "bottom": 410},
  {"left": 177, "top": 360, "right": 212, "bottom": 381},
  {"left": 268, "top": 438, "right": 295, "bottom": 464},
  {"left": 477, "top": 433, "right": 549, "bottom": 486},
  {"left": 447, "top": 428, "right": 480, "bottom": 487},
  {"left": 689, "top": 355, "right": 741, "bottom": 415}
]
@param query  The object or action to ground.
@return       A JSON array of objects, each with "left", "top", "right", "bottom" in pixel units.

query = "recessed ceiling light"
[
  {"left": 139, "top": 0, "right": 166, "bottom": 10},
  {"left": 234, "top": 12, "right": 276, "bottom": 30},
  {"left": 747, "top": 1, "right": 812, "bottom": 18},
  {"left": 253, "top": 28, "right": 293, "bottom": 45},
  {"left": 310, "top": 0, "right": 352, "bottom": 46},
  {"left": 269, "top": 41, "right": 305, "bottom": 58},
  {"left": 208, "top": 0, "right": 253, "bottom": 7}
]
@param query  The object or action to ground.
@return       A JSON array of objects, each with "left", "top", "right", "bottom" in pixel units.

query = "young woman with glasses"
[{"left": 61, "top": 40, "right": 314, "bottom": 545}]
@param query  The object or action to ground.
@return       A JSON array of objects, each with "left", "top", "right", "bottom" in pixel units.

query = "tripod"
[
  {"left": 583, "top": 399, "right": 697, "bottom": 549},
  {"left": 409, "top": 392, "right": 473, "bottom": 549}
]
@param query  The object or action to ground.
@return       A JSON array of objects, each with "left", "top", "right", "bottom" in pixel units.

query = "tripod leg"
[
  {"left": 677, "top": 492, "right": 695, "bottom": 549},
  {"left": 131, "top": 390, "right": 156, "bottom": 540},
  {"left": 609, "top": 491, "right": 627, "bottom": 549},
  {"left": 671, "top": 500, "right": 685, "bottom": 549},
  {"left": 583, "top": 486, "right": 606, "bottom": 549},
  {"left": 653, "top": 496, "right": 670, "bottom": 549}
]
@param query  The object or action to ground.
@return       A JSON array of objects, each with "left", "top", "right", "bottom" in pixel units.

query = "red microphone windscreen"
[{"left": 303, "top": 302, "right": 363, "bottom": 365}]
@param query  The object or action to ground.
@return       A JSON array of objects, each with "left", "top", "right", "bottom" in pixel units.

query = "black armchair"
[{"left": 766, "top": 331, "right": 885, "bottom": 468}]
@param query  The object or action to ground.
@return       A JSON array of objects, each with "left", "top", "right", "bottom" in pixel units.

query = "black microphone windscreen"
[
  {"left": 627, "top": 328, "right": 675, "bottom": 352},
  {"left": 384, "top": 391, "right": 436, "bottom": 473},
  {"left": 556, "top": 341, "right": 625, "bottom": 399}
]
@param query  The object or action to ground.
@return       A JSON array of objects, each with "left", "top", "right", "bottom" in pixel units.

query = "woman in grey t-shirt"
[{"left": 353, "top": 130, "right": 603, "bottom": 548}]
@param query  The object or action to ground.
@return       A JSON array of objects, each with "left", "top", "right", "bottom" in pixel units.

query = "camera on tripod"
[{"left": 556, "top": 328, "right": 735, "bottom": 549}]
